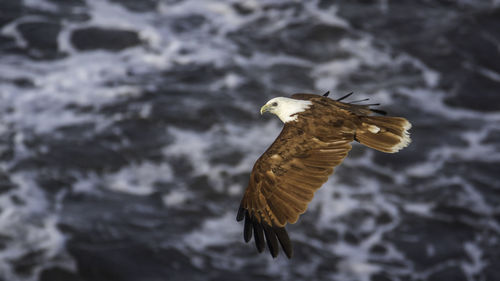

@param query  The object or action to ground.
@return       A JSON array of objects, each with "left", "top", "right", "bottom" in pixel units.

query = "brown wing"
[
  {"left": 292, "top": 93, "right": 375, "bottom": 116},
  {"left": 236, "top": 110, "right": 356, "bottom": 258}
]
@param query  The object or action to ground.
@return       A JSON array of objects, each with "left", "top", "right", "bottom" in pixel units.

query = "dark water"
[{"left": 0, "top": 0, "right": 499, "bottom": 280}]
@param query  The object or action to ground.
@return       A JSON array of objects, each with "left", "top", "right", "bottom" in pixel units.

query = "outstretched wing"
[{"left": 236, "top": 113, "right": 356, "bottom": 258}]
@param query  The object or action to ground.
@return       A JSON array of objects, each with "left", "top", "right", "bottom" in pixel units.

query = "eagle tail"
[{"left": 355, "top": 116, "right": 412, "bottom": 153}]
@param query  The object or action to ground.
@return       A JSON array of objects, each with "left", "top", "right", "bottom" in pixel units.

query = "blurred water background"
[{"left": 0, "top": 0, "right": 499, "bottom": 280}]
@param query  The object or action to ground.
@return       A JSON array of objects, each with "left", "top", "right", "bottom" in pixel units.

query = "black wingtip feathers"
[
  {"left": 236, "top": 206, "right": 245, "bottom": 221},
  {"left": 252, "top": 220, "right": 265, "bottom": 253},
  {"left": 371, "top": 109, "right": 387, "bottom": 115},
  {"left": 348, "top": 98, "right": 370, "bottom": 104},
  {"left": 238, "top": 209, "right": 293, "bottom": 258},
  {"left": 337, "top": 92, "right": 354, "bottom": 101},
  {"left": 243, "top": 211, "right": 253, "bottom": 242},
  {"left": 273, "top": 226, "right": 293, "bottom": 258}
]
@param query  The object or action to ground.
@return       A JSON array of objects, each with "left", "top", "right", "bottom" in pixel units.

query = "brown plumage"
[{"left": 236, "top": 93, "right": 411, "bottom": 258}]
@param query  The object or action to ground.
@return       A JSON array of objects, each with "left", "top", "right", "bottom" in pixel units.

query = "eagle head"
[{"left": 260, "top": 97, "right": 312, "bottom": 123}]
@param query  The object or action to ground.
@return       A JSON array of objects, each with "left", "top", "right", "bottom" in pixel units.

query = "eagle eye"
[{"left": 272, "top": 102, "right": 278, "bottom": 106}]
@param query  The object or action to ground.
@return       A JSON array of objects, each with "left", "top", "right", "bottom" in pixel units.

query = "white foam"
[
  {"left": 163, "top": 121, "right": 281, "bottom": 194},
  {"left": 163, "top": 190, "right": 188, "bottom": 207},
  {"left": 462, "top": 242, "right": 485, "bottom": 276},
  {"left": 406, "top": 162, "right": 441, "bottom": 177},
  {"left": 303, "top": 2, "right": 349, "bottom": 27},
  {"left": 337, "top": 259, "right": 380, "bottom": 281},
  {"left": 183, "top": 212, "right": 240, "bottom": 252},
  {"left": 23, "top": 0, "right": 59, "bottom": 12},
  {"left": 403, "top": 203, "right": 434, "bottom": 216},
  {"left": 313, "top": 58, "right": 360, "bottom": 90},
  {"left": 0, "top": 173, "right": 74, "bottom": 280},
  {"left": 105, "top": 162, "right": 173, "bottom": 195}
]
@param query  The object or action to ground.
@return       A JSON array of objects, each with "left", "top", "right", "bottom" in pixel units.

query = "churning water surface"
[{"left": 0, "top": 0, "right": 499, "bottom": 280}]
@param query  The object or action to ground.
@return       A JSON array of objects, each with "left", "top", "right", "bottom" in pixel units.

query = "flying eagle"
[{"left": 236, "top": 92, "right": 411, "bottom": 258}]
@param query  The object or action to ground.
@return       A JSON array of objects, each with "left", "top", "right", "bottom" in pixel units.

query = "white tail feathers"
[{"left": 356, "top": 116, "right": 412, "bottom": 153}]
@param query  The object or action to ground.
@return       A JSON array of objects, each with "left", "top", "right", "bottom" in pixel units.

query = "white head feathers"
[{"left": 260, "top": 97, "right": 312, "bottom": 123}]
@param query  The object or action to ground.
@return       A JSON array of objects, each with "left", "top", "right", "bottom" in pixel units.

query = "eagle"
[{"left": 236, "top": 92, "right": 411, "bottom": 258}]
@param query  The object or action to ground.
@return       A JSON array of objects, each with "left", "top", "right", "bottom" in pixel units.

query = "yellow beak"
[{"left": 260, "top": 104, "right": 270, "bottom": 115}]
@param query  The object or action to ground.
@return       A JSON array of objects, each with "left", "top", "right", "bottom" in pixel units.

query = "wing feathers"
[
  {"left": 276, "top": 186, "right": 310, "bottom": 205},
  {"left": 242, "top": 206, "right": 290, "bottom": 258},
  {"left": 265, "top": 200, "right": 287, "bottom": 226},
  {"left": 273, "top": 226, "right": 293, "bottom": 258},
  {"left": 268, "top": 193, "right": 300, "bottom": 222},
  {"left": 286, "top": 170, "right": 325, "bottom": 184},
  {"left": 283, "top": 184, "right": 315, "bottom": 201},
  {"left": 271, "top": 191, "right": 306, "bottom": 214},
  {"left": 302, "top": 159, "right": 336, "bottom": 167},
  {"left": 285, "top": 173, "right": 325, "bottom": 188},
  {"left": 263, "top": 224, "right": 279, "bottom": 257},
  {"left": 252, "top": 218, "right": 265, "bottom": 252},
  {"left": 272, "top": 188, "right": 306, "bottom": 206},
  {"left": 236, "top": 206, "right": 245, "bottom": 221},
  {"left": 288, "top": 161, "right": 331, "bottom": 176},
  {"left": 243, "top": 210, "right": 253, "bottom": 242}
]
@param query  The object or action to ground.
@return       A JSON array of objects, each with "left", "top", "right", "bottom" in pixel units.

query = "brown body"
[{"left": 236, "top": 93, "right": 411, "bottom": 258}]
